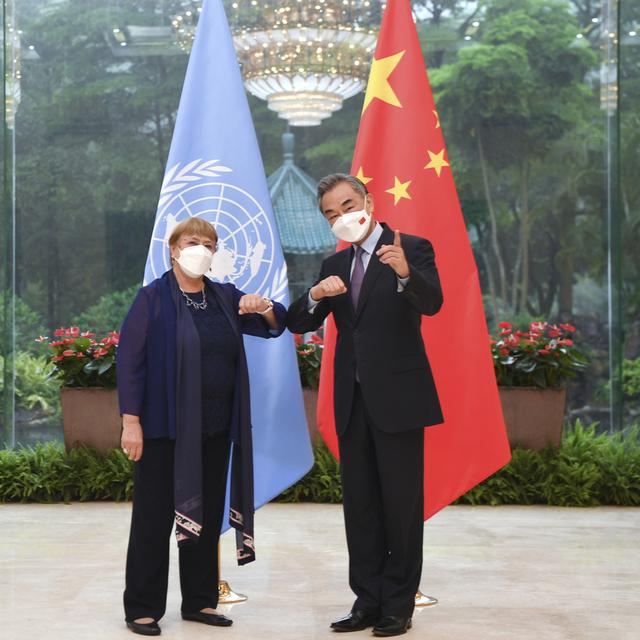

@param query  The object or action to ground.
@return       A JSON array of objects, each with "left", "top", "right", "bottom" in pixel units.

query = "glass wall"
[{"left": 1, "top": 0, "right": 638, "bottom": 447}]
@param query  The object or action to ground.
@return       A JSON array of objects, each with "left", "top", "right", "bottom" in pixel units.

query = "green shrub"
[
  {"left": 1, "top": 423, "right": 639, "bottom": 506},
  {"left": 621, "top": 358, "right": 640, "bottom": 400},
  {"left": 596, "top": 358, "right": 640, "bottom": 404},
  {"left": 0, "top": 352, "right": 61, "bottom": 415},
  {"left": 71, "top": 285, "right": 139, "bottom": 336},
  {"left": 0, "top": 444, "right": 133, "bottom": 502},
  {"left": 278, "top": 439, "right": 342, "bottom": 503},
  {"left": 456, "top": 421, "right": 640, "bottom": 507},
  {"left": 0, "top": 293, "right": 46, "bottom": 355}
]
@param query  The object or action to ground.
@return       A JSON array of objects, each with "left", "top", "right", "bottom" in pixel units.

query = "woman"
[{"left": 117, "top": 217, "right": 286, "bottom": 636}]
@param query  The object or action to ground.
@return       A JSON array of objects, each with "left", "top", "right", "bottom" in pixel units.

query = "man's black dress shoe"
[
  {"left": 330, "top": 609, "right": 380, "bottom": 632},
  {"left": 373, "top": 616, "right": 412, "bottom": 637},
  {"left": 126, "top": 620, "right": 161, "bottom": 636},
  {"left": 181, "top": 611, "right": 233, "bottom": 627}
]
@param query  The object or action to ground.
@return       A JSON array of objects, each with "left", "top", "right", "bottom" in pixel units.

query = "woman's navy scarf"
[
  {"left": 169, "top": 272, "right": 204, "bottom": 545},
  {"left": 162, "top": 270, "right": 255, "bottom": 565}
]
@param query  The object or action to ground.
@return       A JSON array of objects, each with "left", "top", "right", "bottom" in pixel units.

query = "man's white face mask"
[{"left": 331, "top": 205, "right": 372, "bottom": 244}]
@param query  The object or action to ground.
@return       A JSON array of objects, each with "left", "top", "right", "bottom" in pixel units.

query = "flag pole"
[{"left": 218, "top": 541, "right": 248, "bottom": 604}]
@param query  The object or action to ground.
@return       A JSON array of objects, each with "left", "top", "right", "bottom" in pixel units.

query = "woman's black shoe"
[
  {"left": 126, "top": 620, "right": 161, "bottom": 636},
  {"left": 182, "top": 611, "right": 233, "bottom": 626}
]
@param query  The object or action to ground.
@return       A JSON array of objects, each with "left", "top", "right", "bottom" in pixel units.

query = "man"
[{"left": 286, "top": 174, "right": 444, "bottom": 637}]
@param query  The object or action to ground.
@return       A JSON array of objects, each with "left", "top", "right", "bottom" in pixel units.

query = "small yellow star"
[
  {"left": 362, "top": 50, "right": 406, "bottom": 113},
  {"left": 424, "top": 149, "right": 449, "bottom": 177},
  {"left": 433, "top": 110, "right": 441, "bottom": 129},
  {"left": 385, "top": 177, "right": 412, "bottom": 205},
  {"left": 355, "top": 166, "right": 373, "bottom": 185}
]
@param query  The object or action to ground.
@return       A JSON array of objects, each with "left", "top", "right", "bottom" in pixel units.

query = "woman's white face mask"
[
  {"left": 175, "top": 244, "right": 214, "bottom": 278},
  {"left": 330, "top": 203, "right": 372, "bottom": 244}
]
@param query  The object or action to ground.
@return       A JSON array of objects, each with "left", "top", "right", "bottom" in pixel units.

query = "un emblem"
[{"left": 148, "top": 159, "right": 288, "bottom": 300}]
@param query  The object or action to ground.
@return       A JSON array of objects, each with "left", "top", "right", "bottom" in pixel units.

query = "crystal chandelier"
[{"left": 172, "top": 1, "right": 380, "bottom": 127}]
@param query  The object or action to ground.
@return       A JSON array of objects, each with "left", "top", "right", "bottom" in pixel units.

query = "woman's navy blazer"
[{"left": 117, "top": 270, "right": 286, "bottom": 439}]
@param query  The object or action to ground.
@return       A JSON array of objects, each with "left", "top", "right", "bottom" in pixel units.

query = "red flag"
[{"left": 316, "top": 0, "right": 511, "bottom": 519}]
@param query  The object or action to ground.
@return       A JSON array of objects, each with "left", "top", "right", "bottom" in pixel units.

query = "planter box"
[
  {"left": 60, "top": 387, "right": 121, "bottom": 454},
  {"left": 302, "top": 388, "right": 320, "bottom": 442},
  {"left": 499, "top": 386, "right": 567, "bottom": 451}
]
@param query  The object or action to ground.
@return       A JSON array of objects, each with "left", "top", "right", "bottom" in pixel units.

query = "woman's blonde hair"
[{"left": 168, "top": 218, "right": 218, "bottom": 248}]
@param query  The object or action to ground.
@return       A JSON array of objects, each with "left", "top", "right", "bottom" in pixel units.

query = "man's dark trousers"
[{"left": 340, "top": 383, "right": 424, "bottom": 619}]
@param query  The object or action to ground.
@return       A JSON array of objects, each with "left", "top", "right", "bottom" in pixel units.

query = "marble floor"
[{"left": 0, "top": 503, "right": 638, "bottom": 640}]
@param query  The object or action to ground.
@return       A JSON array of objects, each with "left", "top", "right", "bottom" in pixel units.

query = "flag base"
[
  {"left": 218, "top": 580, "right": 248, "bottom": 604},
  {"left": 415, "top": 591, "right": 438, "bottom": 607}
]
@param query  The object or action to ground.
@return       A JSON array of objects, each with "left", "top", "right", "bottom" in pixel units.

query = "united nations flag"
[{"left": 144, "top": 0, "right": 313, "bottom": 520}]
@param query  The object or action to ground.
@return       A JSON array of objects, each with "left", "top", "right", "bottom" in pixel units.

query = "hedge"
[{"left": 1, "top": 422, "right": 639, "bottom": 506}]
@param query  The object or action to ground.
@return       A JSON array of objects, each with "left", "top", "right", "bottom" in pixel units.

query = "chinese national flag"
[{"left": 316, "top": 0, "right": 511, "bottom": 519}]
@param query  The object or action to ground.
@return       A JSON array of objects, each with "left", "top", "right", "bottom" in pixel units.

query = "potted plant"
[
  {"left": 294, "top": 332, "right": 324, "bottom": 441},
  {"left": 491, "top": 321, "right": 588, "bottom": 450},
  {"left": 37, "top": 327, "right": 120, "bottom": 454}
]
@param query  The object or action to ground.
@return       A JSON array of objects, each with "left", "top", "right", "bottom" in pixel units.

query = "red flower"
[
  {"left": 76, "top": 353, "right": 85, "bottom": 358},
  {"left": 69, "top": 327, "right": 80, "bottom": 337},
  {"left": 294, "top": 334, "right": 303, "bottom": 346},
  {"left": 81, "top": 331, "right": 96, "bottom": 338},
  {"left": 559, "top": 323, "right": 576, "bottom": 333},
  {"left": 63, "top": 338, "right": 75, "bottom": 345},
  {"left": 538, "top": 349, "right": 551, "bottom": 356},
  {"left": 52, "top": 355, "right": 64, "bottom": 362},
  {"left": 94, "top": 348, "right": 109, "bottom": 357},
  {"left": 499, "top": 347, "right": 509, "bottom": 357},
  {"left": 498, "top": 321, "right": 512, "bottom": 329},
  {"left": 35, "top": 335, "right": 49, "bottom": 343},
  {"left": 53, "top": 328, "right": 65, "bottom": 337},
  {"left": 62, "top": 350, "right": 75, "bottom": 357},
  {"left": 547, "top": 328, "right": 560, "bottom": 338},
  {"left": 310, "top": 334, "right": 323, "bottom": 344},
  {"left": 50, "top": 340, "right": 64, "bottom": 347},
  {"left": 558, "top": 338, "right": 574, "bottom": 347}
]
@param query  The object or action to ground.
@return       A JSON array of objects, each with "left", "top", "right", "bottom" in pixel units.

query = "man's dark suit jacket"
[{"left": 286, "top": 223, "right": 444, "bottom": 435}]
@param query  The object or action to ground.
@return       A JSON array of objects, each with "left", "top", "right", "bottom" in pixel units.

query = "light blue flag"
[{"left": 144, "top": 0, "right": 313, "bottom": 527}]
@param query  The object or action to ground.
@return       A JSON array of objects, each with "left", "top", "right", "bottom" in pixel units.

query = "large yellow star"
[
  {"left": 424, "top": 148, "right": 449, "bottom": 177},
  {"left": 362, "top": 50, "right": 406, "bottom": 113},
  {"left": 386, "top": 177, "right": 412, "bottom": 205},
  {"left": 355, "top": 166, "right": 372, "bottom": 185}
]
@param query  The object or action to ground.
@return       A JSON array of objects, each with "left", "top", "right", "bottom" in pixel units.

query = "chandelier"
[{"left": 172, "top": 1, "right": 380, "bottom": 127}]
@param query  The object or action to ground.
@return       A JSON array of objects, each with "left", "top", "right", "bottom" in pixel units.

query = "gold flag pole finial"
[
  {"left": 415, "top": 591, "right": 438, "bottom": 607},
  {"left": 217, "top": 542, "right": 248, "bottom": 604}
]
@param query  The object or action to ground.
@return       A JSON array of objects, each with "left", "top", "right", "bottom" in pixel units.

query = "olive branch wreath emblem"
[{"left": 157, "top": 159, "right": 289, "bottom": 302}]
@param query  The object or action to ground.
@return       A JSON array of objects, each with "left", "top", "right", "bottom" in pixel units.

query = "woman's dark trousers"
[{"left": 123, "top": 435, "right": 231, "bottom": 622}]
